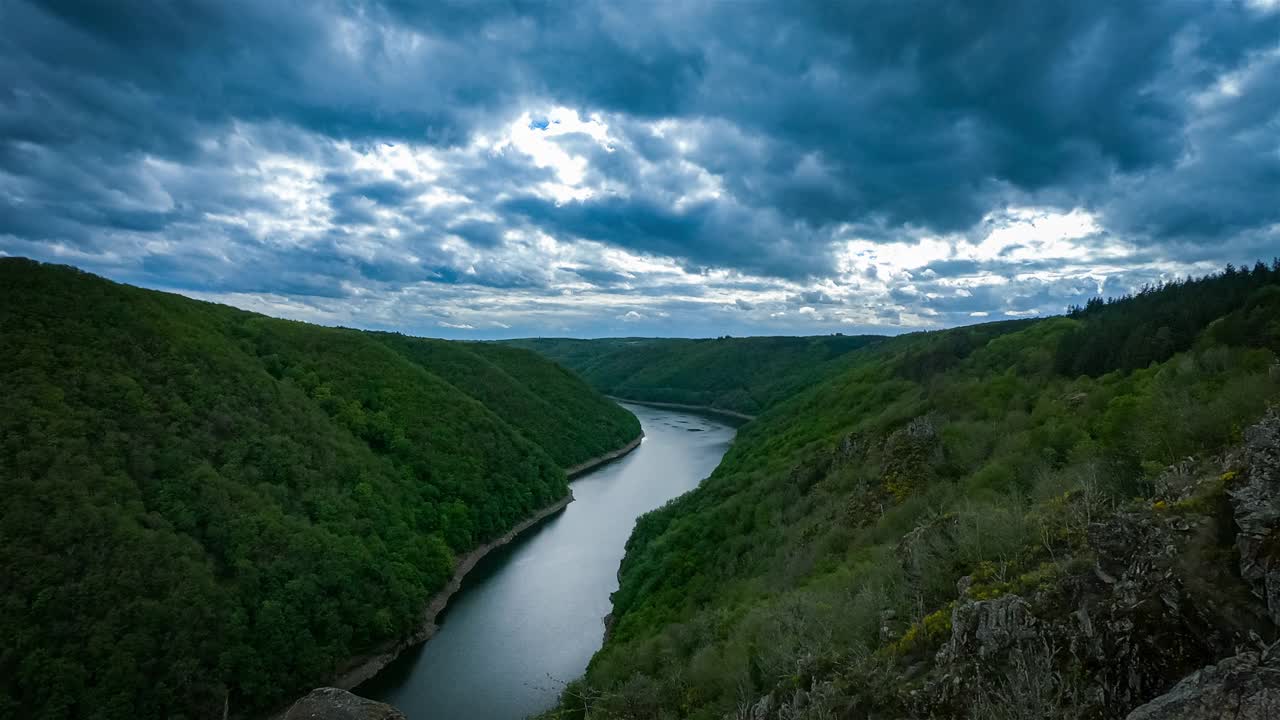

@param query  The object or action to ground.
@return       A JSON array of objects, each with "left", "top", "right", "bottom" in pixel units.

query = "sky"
[{"left": 2, "top": 1, "right": 1278, "bottom": 339}]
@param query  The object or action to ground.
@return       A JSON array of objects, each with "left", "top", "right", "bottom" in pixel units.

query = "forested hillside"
[
  {"left": 369, "top": 334, "right": 639, "bottom": 469},
  {"left": 549, "top": 261, "right": 1280, "bottom": 719},
  {"left": 0, "top": 258, "right": 639, "bottom": 720},
  {"left": 506, "top": 335, "right": 884, "bottom": 416}
]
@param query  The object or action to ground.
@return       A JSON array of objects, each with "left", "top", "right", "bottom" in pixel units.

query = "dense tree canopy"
[
  {"left": 545, "top": 261, "right": 1280, "bottom": 720},
  {"left": 0, "top": 258, "right": 639, "bottom": 720},
  {"left": 506, "top": 335, "right": 884, "bottom": 416}
]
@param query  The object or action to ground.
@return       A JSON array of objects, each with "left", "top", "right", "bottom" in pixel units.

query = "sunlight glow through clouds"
[
  {"left": 493, "top": 108, "right": 614, "bottom": 203},
  {"left": 13, "top": 110, "right": 1257, "bottom": 341},
  {"left": 3, "top": 1, "right": 1275, "bottom": 340},
  {"left": 835, "top": 207, "right": 1113, "bottom": 288},
  {"left": 39, "top": 116, "right": 1229, "bottom": 339},
  {"left": 971, "top": 207, "right": 1103, "bottom": 261}
]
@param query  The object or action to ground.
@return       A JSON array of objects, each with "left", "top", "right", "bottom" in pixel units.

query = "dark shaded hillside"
[
  {"left": 0, "top": 258, "right": 638, "bottom": 720},
  {"left": 506, "top": 334, "right": 884, "bottom": 416},
  {"left": 548, "top": 262, "right": 1280, "bottom": 720},
  {"left": 369, "top": 334, "right": 638, "bottom": 468}
]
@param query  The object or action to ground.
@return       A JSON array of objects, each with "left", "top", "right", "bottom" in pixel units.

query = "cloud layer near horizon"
[{"left": 2, "top": 0, "right": 1278, "bottom": 337}]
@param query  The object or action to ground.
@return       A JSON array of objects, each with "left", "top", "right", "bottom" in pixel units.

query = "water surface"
[{"left": 359, "top": 403, "right": 736, "bottom": 719}]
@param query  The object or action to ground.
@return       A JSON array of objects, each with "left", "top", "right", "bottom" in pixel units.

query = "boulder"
[
  {"left": 285, "top": 688, "right": 407, "bottom": 720},
  {"left": 1125, "top": 651, "right": 1280, "bottom": 720}
]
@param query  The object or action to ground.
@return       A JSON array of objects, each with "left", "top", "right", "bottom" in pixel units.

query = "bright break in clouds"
[{"left": 2, "top": 1, "right": 1278, "bottom": 337}]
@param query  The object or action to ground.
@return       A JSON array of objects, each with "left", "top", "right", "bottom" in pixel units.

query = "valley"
[{"left": 4, "top": 259, "right": 1280, "bottom": 720}]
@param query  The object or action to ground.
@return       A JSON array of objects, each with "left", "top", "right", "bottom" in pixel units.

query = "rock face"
[
  {"left": 940, "top": 594, "right": 1037, "bottom": 663},
  {"left": 728, "top": 410, "right": 1280, "bottom": 720},
  {"left": 1231, "top": 409, "right": 1280, "bottom": 626},
  {"left": 1125, "top": 651, "right": 1280, "bottom": 720},
  {"left": 285, "top": 688, "right": 406, "bottom": 720}
]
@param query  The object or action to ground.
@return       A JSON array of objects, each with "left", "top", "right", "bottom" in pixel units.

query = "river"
[{"left": 357, "top": 402, "right": 737, "bottom": 719}]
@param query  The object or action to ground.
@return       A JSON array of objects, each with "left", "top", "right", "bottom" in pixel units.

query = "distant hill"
[
  {"left": 0, "top": 258, "right": 639, "bottom": 719},
  {"left": 506, "top": 334, "right": 885, "bottom": 416},
  {"left": 545, "top": 261, "right": 1280, "bottom": 720}
]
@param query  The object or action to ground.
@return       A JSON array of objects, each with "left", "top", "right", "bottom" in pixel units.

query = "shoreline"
[
  {"left": 607, "top": 396, "right": 757, "bottom": 422},
  {"left": 277, "top": 429, "right": 647, "bottom": 712},
  {"left": 326, "top": 492, "right": 576, "bottom": 692},
  {"left": 565, "top": 433, "right": 644, "bottom": 477}
]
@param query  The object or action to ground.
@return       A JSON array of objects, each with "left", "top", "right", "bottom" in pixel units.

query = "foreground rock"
[
  {"left": 1231, "top": 408, "right": 1280, "bottom": 626},
  {"left": 698, "top": 410, "right": 1280, "bottom": 719},
  {"left": 1125, "top": 650, "right": 1280, "bottom": 720},
  {"left": 285, "top": 688, "right": 406, "bottom": 720}
]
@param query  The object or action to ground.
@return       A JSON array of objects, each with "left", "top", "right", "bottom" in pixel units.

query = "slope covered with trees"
[
  {"left": 547, "top": 262, "right": 1280, "bottom": 720},
  {"left": 368, "top": 334, "right": 639, "bottom": 469},
  {"left": 506, "top": 335, "right": 884, "bottom": 416},
  {"left": 0, "top": 258, "right": 639, "bottom": 720}
]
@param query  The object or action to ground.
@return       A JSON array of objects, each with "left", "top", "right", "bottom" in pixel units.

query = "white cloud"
[{"left": 491, "top": 107, "right": 614, "bottom": 203}]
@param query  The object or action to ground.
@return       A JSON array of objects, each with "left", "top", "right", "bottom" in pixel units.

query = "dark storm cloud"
[
  {"left": 499, "top": 194, "right": 832, "bottom": 279},
  {"left": 1102, "top": 47, "right": 1280, "bottom": 245},
  {"left": 659, "top": 0, "right": 1278, "bottom": 246},
  {"left": 1, "top": 0, "right": 1277, "bottom": 336},
  {"left": 447, "top": 220, "right": 505, "bottom": 248}
]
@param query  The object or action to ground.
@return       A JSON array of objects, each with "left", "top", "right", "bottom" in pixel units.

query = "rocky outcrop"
[
  {"left": 1125, "top": 650, "right": 1280, "bottom": 720},
  {"left": 1118, "top": 410, "right": 1280, "bottom": 719},
  {"left": 834, "top": 430, "right": 869, "bottom": 466},
  {"left": 1230, "top": 409, "right": 1280, "bottom": 625},
  {"left": 741, "top": 679, "right": 838, "bottom": 720},
  {"left": 880, "top": 415, "right": 941, "bottom": 502},
  {"left": 940, "top": 594, "right": 1037, "bottom": 663},
  {"left": 897, "top": 513, "right": 959, "bottom": 576},
  {"left": 918, "top": 497, "right": 1270, "bottom": 718},
  {"left": 733, "top": 409, "right": 1280, "bottom": 720},
  {"left": 284, "top": 688, "right": 405, "bottom": 720}
]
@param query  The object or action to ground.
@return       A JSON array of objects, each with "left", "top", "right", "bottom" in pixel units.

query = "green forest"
[
  {"left": 506, "top": 335, "right": 884, "bottom": 416},
  {"left": 541, "top": 261, "right": 1280, "bottom": 719},
  {"left": 0, "top": 258, "right": 640, "bottom": 720},
  {"left": 9, "top": 256, "right": 1280, "bottom": 720}
]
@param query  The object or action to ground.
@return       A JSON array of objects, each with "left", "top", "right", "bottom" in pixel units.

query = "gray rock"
[
  {"left": 940, "top": 594, "right": 1037, "bottom": 662},
  {"left": 747, "top": 693, "right": 773, "bottom": 720},
  {"left": 1125, "top": 651, "right": 1280, "bottom": 720},
  {"left": 834, "top": 431, "right": 868, "bottom": 464},
  {"left": 881, "top": 416, "right": 941, "bottom": 465},
  {"left": 1153, "top": 457, "right": 1199, "bottom": 501},
  {"left": 1230, "top": 409, "right": 1280, "bottom": 625},
  {"left": 285, "top": 687, "right": 407, "bottom": 720}
]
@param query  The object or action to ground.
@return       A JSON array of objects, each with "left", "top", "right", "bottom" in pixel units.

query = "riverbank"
[
  {"left": 326, "top": 493, "right": 576, "bottom": 692},
  {"left": 566, "top": 432, "right": 644, "bottom": 477},
  {"left": 605, "top": 396, "right": 757, "bottom": 422},
  {"left": 356, "top": 404, "right": 735, "bottom": 719},
  {"left": 301, "top": 430, "right": 647, "bottom": 703}
]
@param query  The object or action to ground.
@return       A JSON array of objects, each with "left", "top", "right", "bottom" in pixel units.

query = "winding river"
[{"left": 358, "top": 402, "right": 737, "bottom": 719}]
